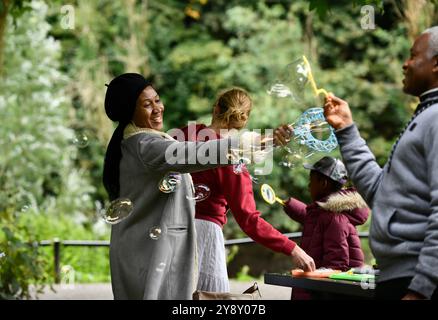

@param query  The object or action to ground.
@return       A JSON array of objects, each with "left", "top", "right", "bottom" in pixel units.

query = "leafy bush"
[
  {"left": 0, "top": 0, "right": 99, "bottom": 298},
  {"left": 20, "top": 211, "right": 111, "bottom": 284},
  {"left": 0, "top": 209, "right": 50, "bottom": 299}
]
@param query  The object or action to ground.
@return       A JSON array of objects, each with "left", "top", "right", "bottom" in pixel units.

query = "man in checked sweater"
[{"left": 323, "top": 26, "right": 438, "bottom": 300}]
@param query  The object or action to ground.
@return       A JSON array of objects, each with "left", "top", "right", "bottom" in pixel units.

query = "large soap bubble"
[{"left": 267, "top": 55, "right": 328, "bottom": 103}]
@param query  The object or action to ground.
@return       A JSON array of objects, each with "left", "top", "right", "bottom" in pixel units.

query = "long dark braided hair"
[{"left": 103, "top": 73, "right": 151, "bottom": 201}]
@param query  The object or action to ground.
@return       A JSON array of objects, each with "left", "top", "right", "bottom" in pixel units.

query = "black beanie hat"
[
  {"left": 104, "top": 73, "right": 151, "bottom": 122},
  {"left": 103, "top": 73, "right": 151, "bottom": 201}
]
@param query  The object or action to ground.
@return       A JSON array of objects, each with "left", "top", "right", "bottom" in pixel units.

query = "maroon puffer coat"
[{"left": 284, "top": 188, "right": 370, "bottom": 300}]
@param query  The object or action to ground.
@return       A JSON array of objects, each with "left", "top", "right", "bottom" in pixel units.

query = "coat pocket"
[
  {"left": 371, "top": 206, "right": 400, "bottom": 242},
  {"left": 386, "top": 209, "right": 406, "bottom": 241},
  {"left": 167, "top": 225, "right": 188, "bottom": 233}
]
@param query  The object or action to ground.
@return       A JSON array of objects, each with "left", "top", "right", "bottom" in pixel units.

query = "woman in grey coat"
[{"left": 103, "top": 73, "right": 274, "bottom": 300}]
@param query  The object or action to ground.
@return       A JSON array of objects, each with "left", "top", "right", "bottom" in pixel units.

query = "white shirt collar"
[{"left": 420, "top": 87, "right": 438, "bottom": 97}]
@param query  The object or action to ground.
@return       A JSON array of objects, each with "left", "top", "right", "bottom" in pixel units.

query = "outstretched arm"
[
  {"left": 283, "top": 198, "right": 308, "bottom": 224},
  {"left": 135, "top": 133, "right": 233, "bottom": 174},
  {"left": 220, "top": 167, "right": 315, "bottom": 271},
  {"left": 324, "top": 94, "right": 383, "bottom": 206}
]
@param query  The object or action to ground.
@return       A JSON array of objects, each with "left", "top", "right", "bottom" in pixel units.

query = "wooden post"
[
  {"left": 0, "top": 0, "right": 10, "bottom": 76},
  {"left": 53, "top": 238, "right": 61, "bottom": 284}
]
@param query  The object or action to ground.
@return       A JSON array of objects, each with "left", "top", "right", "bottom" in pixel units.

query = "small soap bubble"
[
  {"left": 155, "top": 262, "right": 166, "bottom": 272},
  {"left": 102, "top": 198, "right": 133, "bottom": 225},
  {"left": 186, "top": 184, "right": 211, "bottom": 202},
  {"left": 72, "top": 132, "right": 89, "bottom": 148},
  {"left": 149, "top": 226, "right": 162, "bottom": 240},
  {"left": 233, "top": 158, "right": 250, "bottom": 175},
  {"left": 250, "top": 175, "right": 260, "bottom": 184},
  {"left": 279, "top": 160, "right": 292, "bottom": 168},
  {"left": 158, "top": 172, "right": 181, "bottom": 193},
  {"left": 60, "top": 265, "right": 75, "bottom": 289}
]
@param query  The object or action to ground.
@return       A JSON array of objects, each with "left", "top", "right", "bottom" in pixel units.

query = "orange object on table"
[{"left": 291, "top": 268, "right": 342, "bottom": 278}]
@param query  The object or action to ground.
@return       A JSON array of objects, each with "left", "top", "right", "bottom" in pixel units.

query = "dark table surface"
[{"left": 264, "top": 273, "right": 375, "bottom": 299}]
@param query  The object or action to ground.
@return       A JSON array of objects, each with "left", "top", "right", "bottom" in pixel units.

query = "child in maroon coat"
[{"left": 283, "top": 156, "right": 370, "bottom": 299}]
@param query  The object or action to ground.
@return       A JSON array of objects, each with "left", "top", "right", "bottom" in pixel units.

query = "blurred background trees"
[{"left": 1, "top": 0, "right": 437, "bottom": 297}]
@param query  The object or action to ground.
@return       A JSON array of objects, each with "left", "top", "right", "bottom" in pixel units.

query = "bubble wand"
[
  {"left": 301, "top": 55, "right": 329, "bottom": 98},
  {"left": 260, "top": 184, "right": 285, "bottom": 205},
  {"left": 282, "top": 57, "right": 335, "bottom": 154}
]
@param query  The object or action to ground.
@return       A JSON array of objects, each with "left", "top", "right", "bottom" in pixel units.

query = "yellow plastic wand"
[
  {"left": 276, "top": 197, "right": 285, "bottom": 206},
  {"left": 302, "top": 55, "right": 329, "bottom": 98}
]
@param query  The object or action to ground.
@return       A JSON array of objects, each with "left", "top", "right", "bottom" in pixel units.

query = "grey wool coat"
[
  {"left": 110, "top": 127, "right": 235, "bottom": 300},
  {"left": 335, "top": 95, "right": 438, "bottom": 298}
]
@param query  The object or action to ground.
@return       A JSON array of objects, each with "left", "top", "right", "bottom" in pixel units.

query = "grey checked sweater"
[{"left": 335, "top": 96, "right": 438, "bottom": 299}]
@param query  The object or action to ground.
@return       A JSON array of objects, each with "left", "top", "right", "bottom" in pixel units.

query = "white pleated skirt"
[{"left": 195, "top": 219, "right": 230, "bottom": 292}]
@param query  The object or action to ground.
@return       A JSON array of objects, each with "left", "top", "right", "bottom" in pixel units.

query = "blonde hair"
[{"left": 213, "top": 87, "right": 252, "bottom": 129}]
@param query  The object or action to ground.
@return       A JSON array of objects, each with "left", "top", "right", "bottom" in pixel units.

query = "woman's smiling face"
[{"left": 132, "top": 86, "right": 164, "bottom": 130}]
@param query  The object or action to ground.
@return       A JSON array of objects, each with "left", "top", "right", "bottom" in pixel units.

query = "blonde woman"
[{"left": 179, "top": 88, "right": 315, "bottom": 292}]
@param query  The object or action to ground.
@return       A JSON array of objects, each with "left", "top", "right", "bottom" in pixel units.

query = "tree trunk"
[
  {"left": 401, "top": 0, "right": 434, "bottom": 40},
  {"left": 0, "top": 0, "right": 10, "bottom": 76}
]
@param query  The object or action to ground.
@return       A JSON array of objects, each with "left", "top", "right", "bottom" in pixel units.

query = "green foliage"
[
  {"left": 1, "top": 0, "right": 32, "bottom": 18},
  {"left": 1, "top": 0, "right": 436, "bottom": 289},
  {"left": 0, "top": 209, "right": 50, "bottom": 299},
  {"left": 308, "top": 0, "right": 384, "bottom": 18},
  {"left": 0, "top": 0, "right": 99, "bottom": 297},
  {"left": 226, "top": 245, "right": 240, "bottom": 265},
  {"left": 311, "top": 3, "right": 413, "bottom": 164},
  {"left": 20, "top": 212, "right": 111, "bottom": 283},
  {"left": 0, "top": 0, "right": 95, "bottom": 214}
]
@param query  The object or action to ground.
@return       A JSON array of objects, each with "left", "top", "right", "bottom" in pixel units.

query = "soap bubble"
[
  {"left": 279, "top": 158, "right": 294, "bottom": 168},
  {"left": 187, "top": 184, "right": 211, "bottom": 202},
  {"left": 250, "top": 175, "right": 260, "bottom": 184},
  {"left": 149, "top": 226, "right": 162, "bottom": 240},
  {"left": 102, "top": 198, "right": 133, "bottom": 224},
  {"left": 267, "top": 57, "right": 310, "bottom": 103},
  {"left": 158, "top": 172, "right": 182, "bottom": 193},
  {"left": 268, "top": 56, "right": 329, "bottom": 105},
  {"left": 155, "top": 262, "right": 166, "bottom": 272},
  {"left": 249, "top": 167, "right": 266, "bottom": 183},
  {"left": 72, "top": 132, "right": 89, "bottom": 148},
  {"left": 267, "top": 83, "right": 293, "bottom": 98},
  {"left": 60, "top": 265, "right": 75, "bottom": 289},
  {"left": 233, "top": 158, "right": 250, "bottom": 175},
  {"left": 278, "top": 145, "right": 302, "bottom": 169},
  {"left": 278, "top": 145, "right": 318, "bottom": 170}
]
